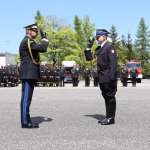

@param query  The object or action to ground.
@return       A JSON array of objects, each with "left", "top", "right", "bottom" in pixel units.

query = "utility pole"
[{"left": 4, "top": 40, "right": 9, "bottom": 53}]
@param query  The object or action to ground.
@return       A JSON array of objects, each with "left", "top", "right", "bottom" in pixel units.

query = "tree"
[
  {"left": 74, "top": 16, "right": 95, "bottom": 76},
  {"left": 14, "top": 54, "right": 20, "bottom": 65},
  {"left": 34, "top": 10, "right": 43, "bottom": 22},
  {"left": 134, "top": 17, "right": 150, "bottom": 75},
  {"left": 74, "top": 16, "right": 83, "bottom": 45},
  {"left": 109, "top": 25, "right": 124, "bottom": 65},
  {"left": 36, "top": 15, "right": 80, "bottom": 67},
  {"left": 135, "top": 17, "right": 150, "bottom": 51},
  {"left": 117, "top": 34, "right": 127, "bottom": 65},
  {"left": 109, "top": 25, "right": 120, "bottom": 49},
  {"left": 126, "top": 33, "right": 136, "bottom": 61}
]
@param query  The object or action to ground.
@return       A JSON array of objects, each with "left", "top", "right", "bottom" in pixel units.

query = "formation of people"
[
  {"left": 0, "top": 65, "right": 19, "bottom": 87},
  {"left": 38, "top": 65, "right": 80, "bottom": 87},
  {"left": 0, "top": 63, "right": 107, "bottom": 88},
  {"left": 39, "top": 64, "right": 99, "bottom": 87}
]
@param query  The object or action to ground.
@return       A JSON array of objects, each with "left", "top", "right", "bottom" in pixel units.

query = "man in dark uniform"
[
  {"left": 121, "top": 65, "right": 128, "bottom": 87},
  {"left": 0, "top": 67, "right": 2, "bottom": 86},
  {"left": 71, "top": 66, "right": 79, "bottom": 87},
  {"left": 59, "top": 67, "right": 65, "bottom": 87},
  {"left": 2, "top": 67, "right": 7, "bottom": 87},
  {"left": 84, "top": 29, "right": 118, "bottom": 125},
  {"left": 46, "top": 66, "right": 54, "bottom": 86},
  {"left": 92, "top": 63, "right": 99, "bottom": 87},
  {"left": 84, "top": 67, "right": 91, "bottom": 87},
  {"left": 130, "top": 66, "right": 138, "bottom": 87},
  {"left": 53, "top": 66, "right": 59, "bottom": 87},
  {"left": 19, "top": 23, "right": 49, "bottom": 128}
]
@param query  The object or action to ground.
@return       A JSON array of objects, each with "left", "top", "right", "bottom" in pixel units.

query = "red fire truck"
[{"left": 126, "top": 60, "right": 142, "bottom": 83}]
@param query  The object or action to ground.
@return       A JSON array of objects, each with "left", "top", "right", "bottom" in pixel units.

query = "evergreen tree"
[
  {"left": 73, "top": 16, "right": 95, "bottom": 76},
  {"left": 117, "top": 34, "right": 127, "bottom": 65},
  {"left": 126, "top": 33, "right": 136, "bottom": 61},
  {"left": 109, "top": 25, "right": 120, "bottom": 49},
  {"left": 74, "top": 16, "right": 83, "bottom": 45},
  {"left": 135, "top": 17, "right": 150, "bottom": 51},
  {"left": 34, "top": 10, "right": 43, "bottom": 22},
  {"left": 135, "top": 17, "right": 150, "bottom": 75},
  {"left": 109, "top": 25, "right": 124, "bottom": 65}
]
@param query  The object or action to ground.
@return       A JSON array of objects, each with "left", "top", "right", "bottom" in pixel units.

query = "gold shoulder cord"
[{"left": 27, "top": 38, "right": 40, "bottom": 65}]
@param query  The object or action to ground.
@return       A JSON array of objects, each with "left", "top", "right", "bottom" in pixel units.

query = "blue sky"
[{"left": 0, "top": 0, "right": 150, "bottom": 54}]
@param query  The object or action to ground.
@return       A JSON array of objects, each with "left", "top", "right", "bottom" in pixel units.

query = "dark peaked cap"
[
  {"left": 24, "top": 23, "right": 38, "bottom": 32},
  {"left": 96, "top": 29, "right": 110, "bottom": 37}
]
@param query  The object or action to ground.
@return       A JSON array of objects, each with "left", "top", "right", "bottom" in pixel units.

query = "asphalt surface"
[{"left": 0, "top": 80, "right": 150, "bottom": 150}]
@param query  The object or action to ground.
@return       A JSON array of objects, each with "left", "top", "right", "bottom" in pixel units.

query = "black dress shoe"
[
  {"left": 22, "top": 122, "right": 39, "bottom": 129},
  {"left": 98, "top": 118, "right": 107, "bottom": 124},
  {"left": 100, "top": 117, "right": 115, "bottom": 125}
]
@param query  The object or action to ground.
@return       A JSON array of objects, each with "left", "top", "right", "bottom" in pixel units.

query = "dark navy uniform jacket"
[
  {"left": 130, "top": 69, "right": 138, "bottom": 78},
  {"left": 59, "top": 69, "right": 65, "bottom": 78},
  {"left": 19, "top": 36, "right": 49, "bottom": 80},
  {"left": 84, "top": 70, "right": 91, "bottom": 78},
  {"left": 121, "top": 68, "right": 128, "bottom": 78},
  {"left": 94, "top": 42, "right": 117, "bottom": 83},
  {"left": 85, "top": 42, "right": 117, "bottom": 83}
]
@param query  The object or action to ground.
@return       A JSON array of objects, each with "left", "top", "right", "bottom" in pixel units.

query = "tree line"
[{"left": 16, "top": 10, "right": 150, "bottom": 76}]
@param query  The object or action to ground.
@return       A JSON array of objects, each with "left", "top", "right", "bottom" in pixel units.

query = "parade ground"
[{"left": 0, "top": 80, "right": 150, "bottom": 150}]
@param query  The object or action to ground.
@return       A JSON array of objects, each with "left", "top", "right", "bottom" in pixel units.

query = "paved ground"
[{"left": 0, "top": 80, "right": 150, "bottom": 150}]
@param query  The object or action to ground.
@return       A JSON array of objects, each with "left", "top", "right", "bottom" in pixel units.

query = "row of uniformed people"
[
  {"left": 38, "top": 65, "right": 81, "bottom": 87},
  {"left": 120, "top": 66, "right": 138, "bottom": 87},
  {"left": 36, "top": 65, "right": 64, "bottom": 87},
  {"left": 0, "top": 65, "right": 19, "bottom": 87},
  {"left": 0, "top": 64, "right": 99, "bottom": 88},
  {"left": 38, "top": 65, "right": 99, "bottom": 87}
]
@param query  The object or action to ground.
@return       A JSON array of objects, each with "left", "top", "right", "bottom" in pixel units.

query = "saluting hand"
[
  {"left": 87, "top": 37, "right": 95, "bottom": 48},
  {"left": 40, "top": 29, "right": 47, "bottom": 39}
]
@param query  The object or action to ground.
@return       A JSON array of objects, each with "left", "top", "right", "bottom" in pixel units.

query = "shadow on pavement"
[
  {"left": 84, "top": 114, "right": 106, "bottom": 121},
  {"left": 31, "top": 116, "right": 53, "bottom": 124}
]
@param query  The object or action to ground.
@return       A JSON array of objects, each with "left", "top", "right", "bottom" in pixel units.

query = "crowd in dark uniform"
[
  {"left": 37, "top": 65, "right": 60, "bottom": 87},
  {"left": 120, "top": 65, "right": 138, "bottom": 87},
  {"left": 0, "top": 65, "right": 19, "bottom": 87},
  {"left": 38, "top": 65, "right": 80, "bottom": 87},
  {"left": 38, "top": 64, "right": 98, "bottom": 88},
  {"left": 36, "top": 64, "right": 100, "bottom": 88},
  {"left": 0, "top": 63, "right": 101, "bottom": 88}
]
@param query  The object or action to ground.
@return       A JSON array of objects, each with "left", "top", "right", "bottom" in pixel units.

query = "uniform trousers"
[
  {"left": 132, "top": 77, "right": 136, "bottom": 86},
  {"left": 59, "top": 77, "right": 65, "bottom": 87},
  {"left": 21, "top": 79, "right": 36, "bottom": 125},
  {"left": 72, "top": 78, "right": 78, "bottom": 87},
  {"left": 85, "top": 77, "right": 90, "bottom": 86},
  {"left": 93, "top": 77, "right": 99, "bottom": 87},
  {"left": 122, "top": 78, "right": 127, "bottom": 86},
  {"left": 99, "top": 80, "right": 117, "bottom": 118}
]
